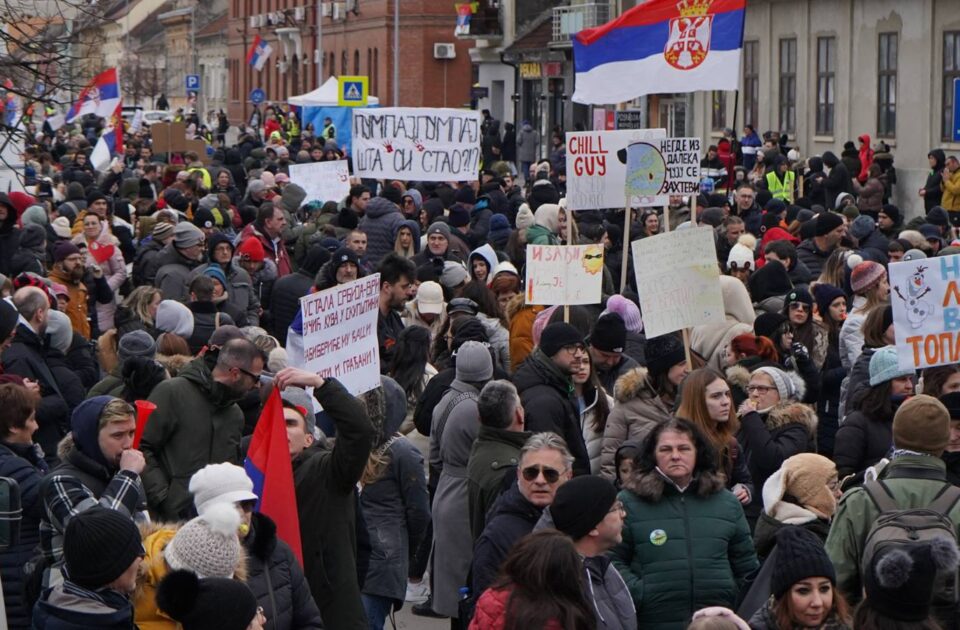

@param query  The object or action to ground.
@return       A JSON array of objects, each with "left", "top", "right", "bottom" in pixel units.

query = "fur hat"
[{"left": 892, "top": 394, "right": 950, "bottom": 456}]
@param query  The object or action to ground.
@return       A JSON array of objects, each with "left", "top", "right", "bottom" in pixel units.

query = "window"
[
  {"left": 373, "top": 48, "right": 379, "bottom": 96},
  {"left": 328, "top": 52, "right": 335, "bottom": 79},
  {"left": 742, "top": 41, "right": 758, "bottom": 127},
  {"left": 367, "top": 48, "right": 372, "bottom": 77},
  {"left": 354, "top": 50, "right": 360, "bottom": 75},
  {"left": 711, "top": 91, "right": 726, "bottom": 131},
  {"left": 341, "top": 50, "right": 347, "bottom": 75},
  {"left": 816, "top": 36, "right": 835, "bottom": 135},
  {"left": 944, "top": 31, "right": 960, "bottom": 140},
  {"left": 878, "top": 32, "right": 898, "bottom": 138},
  {"left": 778, "top": 38, "right": 797, "bottom": 133}
]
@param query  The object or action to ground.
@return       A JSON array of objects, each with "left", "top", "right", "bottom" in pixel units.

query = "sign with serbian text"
[
  {"left": 299, "top": 274, "right": 381, "bottom": 396},
  {"left": 352, "top": 108, "right": 482, "bottom": 181},
  {"left": 890, "top": 255, "right": 960, "bottom": 369},
  {"left": 564, "top": 128, "right": 666, "bottom": 210},
  {"left": 524, "top": 244, "right": 604, "bottom": 306},
  {"left": 289, "top": 160, "right": 351, "bottom": 205},
  {"left": 632, "top": 227, "right": 724, "bottom": 337},
  {"left": 625, "top": 137, "right": 702, "bottom": 208}
]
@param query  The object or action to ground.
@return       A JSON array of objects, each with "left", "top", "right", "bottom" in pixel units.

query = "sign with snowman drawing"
[{"left": 889, "top": 255, "right": 960, "bottom": 369}]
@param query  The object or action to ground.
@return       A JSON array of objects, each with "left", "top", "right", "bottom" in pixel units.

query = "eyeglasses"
[
  {"left": 789, "top": 302, "right": 810, "bottom": 312},
  {"left": 561, "top": 343, "right": 587, "bottom": 355},
  {"left": 521, "top": 465, "right": 564, "bottom": 484},
  {"left": 608, "top": 501, "right": 625, "bottom": 514},
  {"left": 235, "top": 366, "right": 262, "bottom": 381},
  {"left": 746, "top": 385, "right": 777, "bottom": 394}
]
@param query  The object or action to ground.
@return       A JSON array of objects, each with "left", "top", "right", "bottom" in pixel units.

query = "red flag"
[{"left": 244, "top": 387, "right": 303, "bottom": 564}]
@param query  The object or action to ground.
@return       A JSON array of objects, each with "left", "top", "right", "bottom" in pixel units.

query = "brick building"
[{"left": 226, "top": 0, "right": 473, "bottom": 124}]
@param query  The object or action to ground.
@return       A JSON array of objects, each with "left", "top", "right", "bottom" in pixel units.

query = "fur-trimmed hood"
[
  {"left": 612, "top": 366, "right": 658, "bottom": 404},
  {"left": 764, "top": 401, "right": 818, "bottom": 435},
  {"left": 725, "top": 364, "right": 752, "bottom": 391},
  {"left": 623, "top": 467, "right": 727, "bottom": 502}
]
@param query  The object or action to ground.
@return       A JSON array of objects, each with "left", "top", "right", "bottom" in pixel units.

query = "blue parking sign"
[{"left": 185, "top": 74, "right": 200, "bottom": 91}]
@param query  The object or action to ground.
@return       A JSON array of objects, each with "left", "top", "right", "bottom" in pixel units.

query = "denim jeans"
[{"left": 362, "top": 594, "right": 393, "bottom": 630}]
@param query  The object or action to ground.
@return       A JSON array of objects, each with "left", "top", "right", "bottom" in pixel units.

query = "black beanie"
[
  {"left": 863, "top": 539, "right": 960, "bottom": 622},
  {"left": 539, "top": 323, "right": 584, "bottom": 357},
  {"left": 63, "top": 506, "right": 144, "bottom": 589},
  {"left": 644, "top": 334, "right": 686, "bottom": 377},
  {"left": 881, "top": 204, "right": 901, "bottom": 225},
  {"left": 156, "top": 570, "right": 259, "bottom": 630},
  {"left": 941, "top": 393, "right": 960, "bottom": 420},
  {"left": 754, "top": 312, "right": 787, "bottom": 340},
  {"left": 551, "top": 475, "right": 618, "bottom": 540},
  {"left": 0, "top": 299, "right": 17, "bottom": 342},
  {"left": 770, "top": 526, "right": 836, "bottom": 598},
  {"left": 815, "top": 212, "right": 844, "bottom": 236},
  {"left": 589, "top": 313, "right": 627, "bottom": 353},
  {"left": 748, "top": 260, "right": 792, "bottom": 303}
]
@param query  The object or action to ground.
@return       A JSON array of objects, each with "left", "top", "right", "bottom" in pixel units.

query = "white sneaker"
[{"left": 405, "top": 579, "right": 430, "bottom": 604}]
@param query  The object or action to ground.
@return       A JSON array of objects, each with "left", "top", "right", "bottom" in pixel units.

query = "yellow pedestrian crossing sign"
[{"left": 338, "top": 76, "right": 369, "bottom": 106}]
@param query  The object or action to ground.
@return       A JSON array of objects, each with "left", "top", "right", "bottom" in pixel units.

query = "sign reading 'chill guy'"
[{"left": 351, "top": 108, "right": 482, "bottom": 181}]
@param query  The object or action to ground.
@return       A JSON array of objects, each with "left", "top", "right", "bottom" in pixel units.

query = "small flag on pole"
[{"left": 246, "top": 35, "right": 274, "bottom": 72}]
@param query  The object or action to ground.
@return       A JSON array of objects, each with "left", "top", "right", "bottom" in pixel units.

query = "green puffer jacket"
[
  {"left": 525, "top": 224, "right": 560, "bottom": 245},
  {"left": 609, "top": 468, "right": 758, "bottom": 630}
]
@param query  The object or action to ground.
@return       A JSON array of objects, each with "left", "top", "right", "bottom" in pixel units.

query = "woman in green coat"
[{"left": 609, "top": 417, "right": 758, "bottom": 630}]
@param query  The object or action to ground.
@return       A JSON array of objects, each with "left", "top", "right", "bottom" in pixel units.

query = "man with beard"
[
  {"left": 141, "top": 339, "right": 263, "bottom": 520},
  {"left": 48, "top": 241, "right": 93, "bottom": 338},
  {"left": 377, "top": 253, "right": 416, "bottom": 373}
]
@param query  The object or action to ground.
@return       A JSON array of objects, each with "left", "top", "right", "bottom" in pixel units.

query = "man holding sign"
[{"left": 377, "top": 253, "right": 417, "bottom": 373}]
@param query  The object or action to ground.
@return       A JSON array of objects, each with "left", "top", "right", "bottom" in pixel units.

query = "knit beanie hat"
[
  {"left": 927, "top": 206, "right": 950, "bottom": 228},
  {"left": 174, "top": 222, "right": 205, "bottom": 248},
  {"left": 52, "top": 216, "right": 73, "bottom": 239},
  {"left": 515, "top": 203, "right": 535, "bottom": 229},
  {"left": 880, "top": 204, "right": 901, "bottom": 225},
  {"left": 868, "top": 345, "right": 914, "bottom": 386},
  {"left": 153, "top": 221, "right": 175, "bottom": 241},
  {"left": 189, "top": 463, "right": 259, "bottom": 516},
  {"left": 644, "top": 334, "right": 686, "bottom": 377},
  {"left": 454, "top": 340, "right": 493, "bottom": 382},
  {"left": 156, "top": 300, "right": 195, "bottom": 338},
  {"left": 589, "top": 313, "right": 627, "bottom": 353},
  {"left": 118, "top": 330, "right": 157, "bottom": 363},
  {"left": 331, "top": 247, "right": 360, "bottom": 272},
  {"left": 754, "top": 312, "right": 787, "bottom": 340},
  {"left": 53, "top": 240, "right": 81, "bottom": 263},
  {"left": 602, "top": 295, "right": 643, "bottom": 334},
  {"left": 202, "top": 265, "right": 229, "bottom": 290},
  {"left": 63, "top": 506, "right": 144, "bottom": 590},
  {"left": 45, "top": 309, "right": 72, "bottom": 355},
  {"left": 550, "top": 475, "right": 618, "bottom": 540},
  {"left": 785, "top": 287, "right": 813, "bottom": 308},
  {"left": 812, "top": 283, "right": 846, "bottom": 319},
  {"left": 539, "top": 322, "right": 584, "bottom": 357},
  {"left": 893, "top": 394, "right": 950, "bottom": 456},
  {"left": 426, "top": 222, "right": 451, "bottom": 241},
  {"left": 237, "top": 237, "right": 266, "bottom": 262},
  {"left": 748, "top": 260, "right": 792, "bottom": 303},
  {"left": 156, "top": 570, "right": 259, "bottom": 630},
  {"left": 754, "top": 366, "right": 803, "bottom": 400},
  {"left": 814, "top": 212, "right": 844, "bottom": 236},
  {"left": 281, "top": 386, "right": 317, "bottom": 434},
  {"left": 775, "top": 453, "right": 839, "bottom": 519},
  {"left": 849, "top": 214, "right": 876, "bottom": 241},
  {"left": 0, "top": 299, "right": 17, "bottom": 343},
  {"left": 903, "top": 248, "right": 927, "bottom": 262},
  {"left": 863, "top": 538, "right": 960, "bottom": 622},
  {"left": 770, "top": 526, "right": 836, "bottom": 598},
  {"left": 939, "top": 392, "right": 960, "bottom": 420},
  {"left": 851, "top": 261, "right": 886, "bottom": 294},
  {"left": 440, "top": 260, "right": 469, "bottom": 289},
  {"left": 727, "top": 243, "right": 755, "bottom": 271},
  {"left": 448, "top": 206, "right": 470, "bottom": 228},
  {"left": 164, "top": 503, "right": 242, "bottom": 578}
]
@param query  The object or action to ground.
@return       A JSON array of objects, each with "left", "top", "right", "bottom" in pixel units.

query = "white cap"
[
  {"left": 189, "top": 463, "right": 258, "bottom": 516},
  {"left": 416, "top": 281, "right": 444, "bottom": 315}
]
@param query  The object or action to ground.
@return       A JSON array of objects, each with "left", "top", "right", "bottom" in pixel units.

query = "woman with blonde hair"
[{"left": 116, "top": 286, "right": 163, "bottom": 338}]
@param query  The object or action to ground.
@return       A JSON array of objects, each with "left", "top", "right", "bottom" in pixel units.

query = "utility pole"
[
  {"left": 317, "top": 0, "right": 323, "bottom": 86},
  {"left": 392, "top": 0, "right": 399, "bottom": 105}
]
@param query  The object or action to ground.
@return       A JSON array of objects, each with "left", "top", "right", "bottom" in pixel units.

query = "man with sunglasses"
[
  {"left": 142, "top": 338, "right": 264, "bottom": 521},
  {"left": 472, "top": 432, "right": 573, "bottom": 598}
]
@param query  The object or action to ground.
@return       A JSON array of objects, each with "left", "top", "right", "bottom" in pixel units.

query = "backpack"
[{"left": 862, "top": 477, "right": 960, "bottom": 606}]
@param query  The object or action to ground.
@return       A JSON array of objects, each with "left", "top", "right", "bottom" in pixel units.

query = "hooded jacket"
[
  {"left": 469, "top": 243, "right": 498, "bottom": 285},
  {"left": 153, "top": 243, "right": 202, "bottom": 303},
  {"left": 821, "top": 152, "right": 853, "bottom": 207},
  {"left": 358, "top": 197, "right": 405, "bottom": 267},
  {"left": 472, "top": 483, "right": 544, "bottom": 598},
  {"left": 690, "top": 276, "right": 756, "bottom": 371},
  {"left": 833, "top": 402, "right": 896, "bottom": 487},
  {"left": 924, "top": 149, "right": 946, "bottom": 210},
  {"left": 600, "top": 367, "right": 672, "bottom": 480},
  {"left": 609, "top": 467, "right": 758, "bottom": 630},
  {"left": 0, "top": 193, "right": 21, "bottom": 277},
  {"left": 142, "top": 358, "right": 245, "bottom": 521},
  {"left": 516, "top": 122, "right": 540, "bottom": 163},
  {"left": 943, "top": 164, "right": 960, "bottom": 212}
]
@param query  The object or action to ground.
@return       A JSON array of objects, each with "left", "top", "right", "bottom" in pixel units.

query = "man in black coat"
[
  {"left": 822, "top": 151, "right": 854, "bottom": 209},
  {"left": 0, "top": 193, "right": 20, "bottom": 277},
  {"left": 513, "top": 323, "right": 591, "bottom": 476},
  {"left": 270, "top": 245, "right": 329, "bottom": 345}
]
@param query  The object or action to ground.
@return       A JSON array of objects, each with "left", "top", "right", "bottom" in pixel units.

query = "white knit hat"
[
  {"left": 189, "top": 463, "right": 258, "bottom": 516},
  {"left": 164, "top": 503, "right": 242, "bottom": 579},
  {"left": 727, "top": 243, "right": 755, "bottom": 272}
]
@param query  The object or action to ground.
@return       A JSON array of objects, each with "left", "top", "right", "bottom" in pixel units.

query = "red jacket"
[
  {"left": 469, "top": 587, "right": 564, "bottom": 630},
  {"left": 239, "top": 221, "right": 292, "bottom": 277}
]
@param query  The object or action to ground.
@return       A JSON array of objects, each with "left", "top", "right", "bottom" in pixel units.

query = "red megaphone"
[{"left": 133, "top": 400, "right": 157, "bottom": 449}]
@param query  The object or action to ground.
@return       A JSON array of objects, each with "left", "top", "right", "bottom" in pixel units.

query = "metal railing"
[{"left": 552, "top": 3, "right": 610, "bottom": 44}]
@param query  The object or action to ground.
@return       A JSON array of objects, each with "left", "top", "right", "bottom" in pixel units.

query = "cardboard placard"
[
  {"left": 524, "top": 244, "right": 605, "bottom": 306},
  {"left": 890, "top": 255, "right": 960, "bottom": 369},
  {"left": 564, "top": 128, "right": 666, "bottom": 211}
]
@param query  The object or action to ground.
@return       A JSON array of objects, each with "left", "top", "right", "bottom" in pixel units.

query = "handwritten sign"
[
  {"left": 890, "top": 255, "right": 960, "bottom": 369},
  {"left": 299, "top": 274, "right": 381, "bottom": 395},
  {"left": 625, "top": 137, "right": 702, "bottom": 207},
  {"left": 351, "top": 108, "right": 482, "bottom": 181},
  {"left": 564, "top": 129, "right": 666, "bottom": 211},
  {"left": 632, "top": 227, "right": 724, "bottom": 337},
  {"left": 289, "top": 160, "right": 351, "bottom": 205},
  {"left": 524, "top": 244, "right": 604, "bottom": 306}
]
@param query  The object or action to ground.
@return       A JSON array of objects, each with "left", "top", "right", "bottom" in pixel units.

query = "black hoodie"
[
  {"left": 924, "top": 149, "right": 946, "bottom": 211},
  {"left": 0, "top": 193, "right": 20, "bottom": 276}
]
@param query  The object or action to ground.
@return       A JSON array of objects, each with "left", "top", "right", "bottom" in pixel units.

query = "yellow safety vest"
[{"left": 766, "top": 170, "right": 795, "bottom": 202}]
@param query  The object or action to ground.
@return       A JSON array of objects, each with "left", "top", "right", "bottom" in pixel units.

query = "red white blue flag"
[
  {"left": 573, "top": 0, "right": 745, "bottom": 104},
  {"left": 246, "top": 35, "right": 274, "bottom": 72},
  {"left": 66, "top": 68, "right": 121, "bottom": 123}
]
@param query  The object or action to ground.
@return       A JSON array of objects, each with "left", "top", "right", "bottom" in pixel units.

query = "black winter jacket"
[
  {"left": 834, "top": 409, "right": 893, "bottom": 487},
  {"left": 270, "top": 270, "right": 313, "bottom": 345},
  {"left": 924, "top": 149, "right": 946, "bottom": 211},
  {"left": 244, "top": 512, "right": 324, "bottom": 630},
  {"left": 0, "top": 194, "right": 20, "bottom": 276},
  {"left": 472, "top": 483, "right": 542, "bottom": 597}
]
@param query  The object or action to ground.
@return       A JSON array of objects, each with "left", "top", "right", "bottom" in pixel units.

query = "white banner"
[
  {"left": 289, "top": 160, "right": 351, "bottom": 205},
  {"left": 299, "top": 274, "right": 381, "bottom": 396},
  {"left": 632, "top": 227, "right": 724, "bottom": 337},
  {"left": 564, "top": 129, "right": 666, "bottom": 211},
  {"left": 524, "top": 244, "right": 605, "bottom": 306},
  {"left": 625, "top": 136, "right": 702, "bottom": 207},
  {"left": 890, "top": 255, "right": 960, "bottom": 369},
  {"left": 351, "top": 107, "right": 482, "bottom": 181}
]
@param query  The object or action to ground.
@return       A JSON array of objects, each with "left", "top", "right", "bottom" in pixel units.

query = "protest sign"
[
  {"left": 289, "top": 160, "right": 350, "bottom": 205},
  {"left": 625, "top": 136, "right": 702, "bottom": 207},
  {"left": 352, "top": 108, "right": 482, "bottom": 181},
  {"left": 889, "top": 255, "right": 960, "bottom": 369},
  {"left": 299, "top": 274, "right": 381, "bottom": 395},
  {"left": 524, "top": 244, "right": 605, "bottom": 306},
  {"left": 564, "top": 128, "right": 666, "bottom": 210},
  {"left": 632, "top": 227, "right": 724, "bottom": 337}
]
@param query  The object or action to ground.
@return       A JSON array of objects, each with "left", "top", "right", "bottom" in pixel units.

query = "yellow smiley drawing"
[{"left": 581, "top": 244, "right": 604, "bottom": 275}]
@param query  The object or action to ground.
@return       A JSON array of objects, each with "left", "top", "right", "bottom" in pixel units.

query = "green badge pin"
[{"left": 649, "top": 529, "right": 667, "bottom": 546}]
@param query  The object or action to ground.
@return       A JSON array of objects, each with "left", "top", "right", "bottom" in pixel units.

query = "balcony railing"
[
  {"left": 455, "top": 2, "right": 503, "bottom": 42},
  {"left": 551, "top": 3, "right": 610, "bottom": 47}
]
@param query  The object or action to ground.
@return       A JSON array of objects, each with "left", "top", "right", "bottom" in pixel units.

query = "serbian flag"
[
  {"left": 89, "top": 104, "right": 124, "bottom": 171},
  {"left": 572, "top": 0, "right": 745, "bottom": 104},
  {"left": 246, "top": 35, "right": 274, "bottom": 72},
  {"left": 244, "top": 387, "right": 303, "bottom": 564},
  {"left": 66, "top": 68, "right": 121, "bottom": 123}
]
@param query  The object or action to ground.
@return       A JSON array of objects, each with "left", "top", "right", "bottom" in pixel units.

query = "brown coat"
[
  {"left": 48, "top": 266, "right": 90, "bottom": 339},
  {"left": 506, "top": 295, "right": 543, "bottom": 372},
  {"left": 600, "top": 367, "right": 673, "bottom": 480}
]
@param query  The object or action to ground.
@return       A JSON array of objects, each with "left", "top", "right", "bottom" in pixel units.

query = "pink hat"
[
  {"left": 275, "top": 173, "right": 290, "bottom": 184},
  {"left": 602, "top": 295, "right": 643, "bottom": 334}
]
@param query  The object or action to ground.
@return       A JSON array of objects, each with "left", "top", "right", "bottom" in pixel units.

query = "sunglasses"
[
  {"left": 521, "top": 465, "right": 563, "bottom": 484},
  {"left": 789, "top": 302, "right": 810, "bottom": 312}
]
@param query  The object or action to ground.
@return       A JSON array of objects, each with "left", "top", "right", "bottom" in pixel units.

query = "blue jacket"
[
  {"left": 32, "top": 582, "right": 135, "bottom": 629},
  {"left": 359, "top": 197, "right": 404, "bottom": 267}
]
